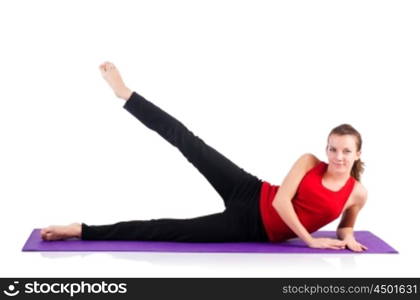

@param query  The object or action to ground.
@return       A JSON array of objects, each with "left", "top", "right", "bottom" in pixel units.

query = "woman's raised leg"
[
  {"left": 122, "top": 91, "right": 261, "bottom": 207},
  {"left": 99, "top": 62, "right": 261, "bottom": 208}
]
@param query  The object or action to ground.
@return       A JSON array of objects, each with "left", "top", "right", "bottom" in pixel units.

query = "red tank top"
[{"left": 259, "top": 161, "right": 356, "bottom": 242}]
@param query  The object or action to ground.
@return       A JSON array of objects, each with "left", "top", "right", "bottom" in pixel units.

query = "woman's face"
[{"left": 326, "top": 134, "right": 361, "bottom": 175}]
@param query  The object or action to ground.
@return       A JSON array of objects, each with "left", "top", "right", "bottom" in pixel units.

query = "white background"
[{"left": 0, "top": 0, "right": 419, "bottom": 277}]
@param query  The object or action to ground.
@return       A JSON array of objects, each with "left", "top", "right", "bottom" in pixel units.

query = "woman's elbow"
[{"left": 272, "top": 196, "right": 292, "bottom": 210}]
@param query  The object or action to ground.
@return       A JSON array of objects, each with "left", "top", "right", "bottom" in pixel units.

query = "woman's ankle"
[
  {"left": 118, "top": 87, "right": 133, "bottom": 101},
  {"left": 70, "top": 223, "right": 82, "bottom": 238}
]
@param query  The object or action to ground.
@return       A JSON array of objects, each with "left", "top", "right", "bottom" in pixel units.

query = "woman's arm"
[
  {"left": 336, "top": 185, "right": 368, "bottom": 252},
  {"left": 272, "top": 153, "right": 320, "bottom": 245},
  {"left": 337, "top": 184, "right": 368, "bottom": 239},
  {"left": 273, "top": 153, "right": 348, "bottom": 249}
]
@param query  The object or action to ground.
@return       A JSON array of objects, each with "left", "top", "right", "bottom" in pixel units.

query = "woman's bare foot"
[
  {"left": 40, "top": 222, "right": 82, "bottom": 241},
  {"left": 99, "top": 61, "right": 133, "bottom": 101}
]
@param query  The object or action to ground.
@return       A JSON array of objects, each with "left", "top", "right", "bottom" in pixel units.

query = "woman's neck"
[{"left": 324, "top": 165, "right": 351, "bottom": 182}]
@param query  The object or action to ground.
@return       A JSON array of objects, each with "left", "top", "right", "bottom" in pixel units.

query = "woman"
[{"left": 40, "top": 62, "right": 368, "bottom": 252}]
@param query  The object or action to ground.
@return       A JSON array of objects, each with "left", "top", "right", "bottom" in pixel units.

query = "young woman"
[{"left": 40, "top": 62, "right": 368, "bottom": 252}]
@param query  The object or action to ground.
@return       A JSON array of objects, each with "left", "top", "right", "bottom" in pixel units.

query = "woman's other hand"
[
  {"left": 342, "top": 238, "right": 368, "bottom": 252},
  {"left": 307, "top": 237, "right": 347, "bottom": 250}
]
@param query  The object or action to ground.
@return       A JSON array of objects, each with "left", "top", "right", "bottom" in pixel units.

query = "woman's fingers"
[
  {"left": 322, "top": 239, "right": 368, "bottom": 252},
  {"left": 332, "top": 240, "right": 346, "bottom": 247},
  {"left": 327, "top": 244, "right": 342, "bottom": 250},
  {"left": 309, "top": 238, "right": 348, "bottom": 250},
  {"left": 348, "top": 244, "right": 368, "bottom": 252},
  {"left": 328, "top": 240, "right": 346, "bottom": 249}
]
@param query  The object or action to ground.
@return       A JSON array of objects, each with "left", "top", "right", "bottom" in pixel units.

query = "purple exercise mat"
[{"left": 22, "top": 229, "right": 398, "bottom": 254}]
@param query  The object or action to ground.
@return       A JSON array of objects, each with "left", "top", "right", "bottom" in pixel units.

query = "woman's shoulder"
[
  {"left": 351, "top": 180, "right": 368, "bottom": 205},
  {"left": 299, "top": 153, "right": 322, "bottom": 168}
]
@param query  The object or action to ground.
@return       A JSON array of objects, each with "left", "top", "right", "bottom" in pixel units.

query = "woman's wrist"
[
  {"left": 340, "top": 236, "right": 356, "bottom": 242},
  {"left": 304, "top": 235, "right": 315, "bottom": 246},
  {"left": 337, "top": 227, "right": 355, "bottom": 241}
]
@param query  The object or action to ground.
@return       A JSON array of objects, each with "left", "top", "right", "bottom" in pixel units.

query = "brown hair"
[{"left": 327, "top": 124, "right": 365, "bottom": 182}]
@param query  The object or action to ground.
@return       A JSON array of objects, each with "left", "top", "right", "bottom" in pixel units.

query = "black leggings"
[{"left": 81, "top": 92, "right": 269, "bottom": 242}]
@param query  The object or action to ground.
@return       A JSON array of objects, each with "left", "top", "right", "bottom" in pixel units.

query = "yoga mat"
[{"left": 22, "top": 229, "right": 398, "bottom": 254}]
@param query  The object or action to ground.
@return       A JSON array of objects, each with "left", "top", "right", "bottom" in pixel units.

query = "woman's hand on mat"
[
  {"left": 342, "top": 238, "right": 368, "bottom": 252},
  {"left": 307, "top": 237, "right": 347, "bottom": 250}
]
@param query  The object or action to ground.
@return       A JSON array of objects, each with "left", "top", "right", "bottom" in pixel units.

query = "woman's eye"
[{"left": 329, "top": 148, "right": 351, "bottom": 153}]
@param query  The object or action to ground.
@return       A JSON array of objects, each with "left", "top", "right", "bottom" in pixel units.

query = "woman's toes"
[
  {"left": 40, "top": 226, "right": 55, "bottom": 240},
  {"left": 42, "top": 224, "right": 82, "bottom": 241},
  {"left": 99, "top": 66, "right": 106, "bottom": 75},
  {"left": 104, "top": 62, "right": 113, "bottom": 71},
  {"left": 41, "top": 231, "right": 49, "bottom": 240},
  {"left": 41, "top": 227, "right": 50, "bottom": 235},
  {"left": 99, "top": 61, "right": 117, "bottom": 73},
  {"left": 45, "top": 232, "right": 53, "bottom": 241},
  {"left": 41, "top": 227, "right": 52, "bottom": 240}
]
